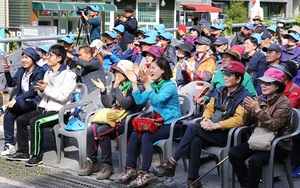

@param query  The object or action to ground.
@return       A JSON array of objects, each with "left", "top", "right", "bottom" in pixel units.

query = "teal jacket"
[
  {"left": 132, "top": 80, "right": 181, "bottom": 124},
  {"left": 204, "top": 71, "right": 256, "bottom": 101}
]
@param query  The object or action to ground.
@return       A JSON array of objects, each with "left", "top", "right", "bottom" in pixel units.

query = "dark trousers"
[
  {"left": 174, "top": 123, "right": 228, "bottom": 180},
  {"left": 16, "top": 108, "right": 59, "bottom": 156},
  {"left": 3, "top": 99, "right": 36, "bottom": 144},
  {"left": 229, "top": 142, "right": 290, "bottom": 188},
  {"left": 126, "top": 123, "right": 181, "bottom": 172},
  {"left": 291, "top": 134, "right": 300, "bottom": 166},
  {"left": 86, "top": 118, "right": 125, "bottom": 165}
]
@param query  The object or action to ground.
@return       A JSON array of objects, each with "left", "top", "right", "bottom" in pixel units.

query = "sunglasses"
[{"left": 260, "top": 81, "right": 274, "bottom": 86}]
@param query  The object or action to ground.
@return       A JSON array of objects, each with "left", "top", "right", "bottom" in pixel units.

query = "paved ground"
[{"left": 0, "top": 91, "right": 300, "bottom": 187}]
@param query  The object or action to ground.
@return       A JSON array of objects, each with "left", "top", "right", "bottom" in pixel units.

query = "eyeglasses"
[
  {"left": 260, "top": 81, "right": 274, "bottom": 86},
  {"left": 224, "top": 72, "right": 234, "bottom": 77}
]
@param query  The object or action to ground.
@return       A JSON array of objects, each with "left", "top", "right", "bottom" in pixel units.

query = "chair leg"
[
  {"left": 182, "top": 158, "right": 188, "bottom": 172},
  {"left": 56, "top": 135, "right": 62, "bottom": 164},
  {"left": 283, "top": 158, "right": 294, "bottom": 188},
  {"left": 77, "top": 137, "right": 87, "bottom": 169},
  {"left": 118, "top": 135, "right": 126, "bottom": 172},
  {"left": 220, "top": 160, "right": 229, "bottom": 188}
]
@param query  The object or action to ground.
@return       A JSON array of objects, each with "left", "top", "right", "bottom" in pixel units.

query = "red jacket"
[{"left": 283, "top": 80, "right": 300, "bottom": 109}]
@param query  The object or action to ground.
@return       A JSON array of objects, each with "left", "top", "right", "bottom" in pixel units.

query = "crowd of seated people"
[{"left": 2, "top": 9, "right": 300, "bottom": 188}]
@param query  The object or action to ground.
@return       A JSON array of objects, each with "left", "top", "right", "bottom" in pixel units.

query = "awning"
[
  {"left": 32, "top": 1, "right": 117, "bottom": 11},
  {"left": 181, "top": 4, "right": 222, "bottom": 13}
]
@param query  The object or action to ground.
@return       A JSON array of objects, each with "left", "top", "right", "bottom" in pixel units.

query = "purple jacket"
[{"left": 281, "top": 46, "right": 300, "bottom": 65}]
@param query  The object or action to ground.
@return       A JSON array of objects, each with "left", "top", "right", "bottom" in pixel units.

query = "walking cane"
[{"left": 186, "top": 156, "right": 229, "bottom": 188}]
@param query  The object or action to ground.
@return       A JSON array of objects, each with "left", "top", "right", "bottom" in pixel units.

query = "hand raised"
[{"left": 91, "top": 78, "right": 105, "bottom": 92}]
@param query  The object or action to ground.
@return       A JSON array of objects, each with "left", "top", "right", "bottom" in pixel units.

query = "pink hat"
[
  {"left": 258, "top": 68, "right": 284, "bottom": 83},
  {"left": 231, "top": 45, "right": 245, "bottom": 56},
  {"left": 142, "top": 45, "right": 162, "bottom": 57}
]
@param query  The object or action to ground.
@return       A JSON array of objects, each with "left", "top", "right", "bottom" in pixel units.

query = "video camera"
[{"left": 76, "top": 7, "right": 88, "bottom": 16}]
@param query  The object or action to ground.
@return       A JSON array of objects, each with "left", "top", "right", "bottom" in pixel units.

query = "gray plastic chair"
[
  {"left": 152, "top": 94, "right": 194, "bottom": 161},
  {"left": 260, "top": 109, "right": 300, "bottom": 188},
  {"left": 178, "top": 81, "right": 210, "bottom": 117},
  {"left": 231, "top": 108, "right": 300, "bottom": 188},
  {"left": 104, "top": 71, "right": 115, "bottom": 91},
  {"left": 56, "top": 88, "right": 103, "bottom": 169}
]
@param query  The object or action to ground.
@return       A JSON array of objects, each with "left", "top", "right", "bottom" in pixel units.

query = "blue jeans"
[{"left": 3, "top": 99, "right": 36, "bottom": 144}]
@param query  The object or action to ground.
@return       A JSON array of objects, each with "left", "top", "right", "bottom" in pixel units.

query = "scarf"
[
  {"left": 119, "top": 81, "right": 132, "bottom": 92},
  {"left": 152, "top": 79, "right": 168, "bottom": 93}
]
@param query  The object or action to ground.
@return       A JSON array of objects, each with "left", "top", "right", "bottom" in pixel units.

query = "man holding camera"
[
  {"left": 115, "top": 6, "right": 138, "bottom": 45},
  {"left": 81, "top": 5, "right": 101, "bottom": 43}
]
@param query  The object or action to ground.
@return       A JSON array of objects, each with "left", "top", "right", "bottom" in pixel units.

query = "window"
[
  {"left": 105, "top": 1, "right": 114, "bottom": 31},
  {"left": 137, "top": 1, "right": 159, "bottom": 29}
]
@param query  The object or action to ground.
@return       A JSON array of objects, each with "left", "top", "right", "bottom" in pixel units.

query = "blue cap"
[
  {"left": 199, "top": 19, "right": 208, "bottom": 25},
  {"left": 102, "top": 31, "right": 118, "bottom": 39},
  {"left": 113, "top": 24, "right": 125, "bottom": 33},
  {"left": 153, "top": 24, "right": 165, "bottom": 34},
  {"left": 158, "top": 32, "right": 172, "bottom": 41},
  {"left": 144, "top": 31, "right": 159, "bottom": 39},
  {"left": 22, "top": 47, "right": 41, "bottom": 62},
  {"left": 244, "top": 23, "right": 253, "bottom": 30},
  {"left": 267, "top": 24, "right": 277, "bottom": 33},
  {"left": 36, "top": 45, "right": 50, "bottom": 53},
  {"left": 211, "top": 24, "right": 225, "bottom": 31},
  {"left": 59, "top": 32, "right": 75, "bottom": 44},
  {"left": 213, "top": 36, "right": 228, "bottom": 45},
  {"left": 283, "top": 33, "right": 300, "bottom": 41},
  {"left": 139, "top": 37, "right": 156, "bottom": 45},
  {"left": 137, "top": 27, "right": 148, "bottom": 34},
  {"left": 250, "top": 33, "right": 262, "bottom": 45},
  {"left": 261, "top": 32, "right": 271, "bottom": 39},
  {"left": 262, "top": 44, "right": 282, "bottom": 53},
  {"left": 87, "top": 5, "right": 100, "bottom": 12}
]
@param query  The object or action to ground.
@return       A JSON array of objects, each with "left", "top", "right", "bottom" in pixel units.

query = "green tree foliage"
[
  {"left": 223, "top": 0, "right": 248, "bottom": 36},
  {"left": 224, "top": 1, "right": 248, "bottom": 24}
]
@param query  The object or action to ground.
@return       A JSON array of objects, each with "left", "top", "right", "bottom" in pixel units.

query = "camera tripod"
[{"left": 75, "top": 21, "right": 91, "bottom": 46}]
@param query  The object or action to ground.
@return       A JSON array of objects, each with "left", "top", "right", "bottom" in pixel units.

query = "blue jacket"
[
  {"left": 244, "top": 51, "right": 267, "bottom": 95},
  {"left": 87, "top": 17, "right": 101, "bottom": 41},
  {"left": 132, "top": 80, "right": 181, "bottom": 124},
  {"left": 5, "top": 65, "right": 45, "bottom": 105},
  {"left": 102, "top": 44, "right": 123, "bottom": 71}
]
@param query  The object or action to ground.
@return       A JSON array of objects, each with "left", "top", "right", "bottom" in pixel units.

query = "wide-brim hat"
[
  {"left": 111, "top": 60, "right": 134, "bottom": 76},
  {"left": 220, "top": 48, "right": 242, "bottom": 61},
  {"left": 272, "top": 63, "right": 293, "bottom": 78},
  {"left": 283, "top": 33, "right": 300, "bottom": 41},
  {"left": 252, "top": 15, "right": 262, "bottom": 21}
]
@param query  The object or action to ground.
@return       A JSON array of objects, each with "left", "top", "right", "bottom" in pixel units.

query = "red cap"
[
  {"left": 223, "top": 61, "right": 246, "bottom": 74},
  {"left": 178, "top": 25, "right": 187, "bottom": 33}
]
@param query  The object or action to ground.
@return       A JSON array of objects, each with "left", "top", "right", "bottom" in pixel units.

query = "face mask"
[{"left": 277, "top": 23, "right": 284, "bottom": 28}]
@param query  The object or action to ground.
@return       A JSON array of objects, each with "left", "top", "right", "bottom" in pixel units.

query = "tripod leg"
[{"left": 76, "top": 23, "right": 84, "bottom": 46}]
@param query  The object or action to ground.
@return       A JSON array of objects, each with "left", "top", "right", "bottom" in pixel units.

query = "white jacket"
[{"left": 38, "top": 67, "right": 77, "bottom": 112}]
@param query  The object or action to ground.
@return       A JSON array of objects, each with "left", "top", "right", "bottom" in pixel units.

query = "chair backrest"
[
  {"left": 178, "top": 81, "right": 210, "bottom": 99},
  {"left": 105, "top": 71, "right": 115, "bottom": 86},
  {"left": 0, "top": 73, "right": 7, "bottom": 91},
  {"left": 288, "top": 108, "right": 300, "bottom": 137},
  {"left": 178, "top": 94, "right": 194, "bottom": 117}
]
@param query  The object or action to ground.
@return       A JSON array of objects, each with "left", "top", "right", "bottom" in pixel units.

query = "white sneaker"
[{"left": 1, "top": 143, "right": 16, "bottom": 156}]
